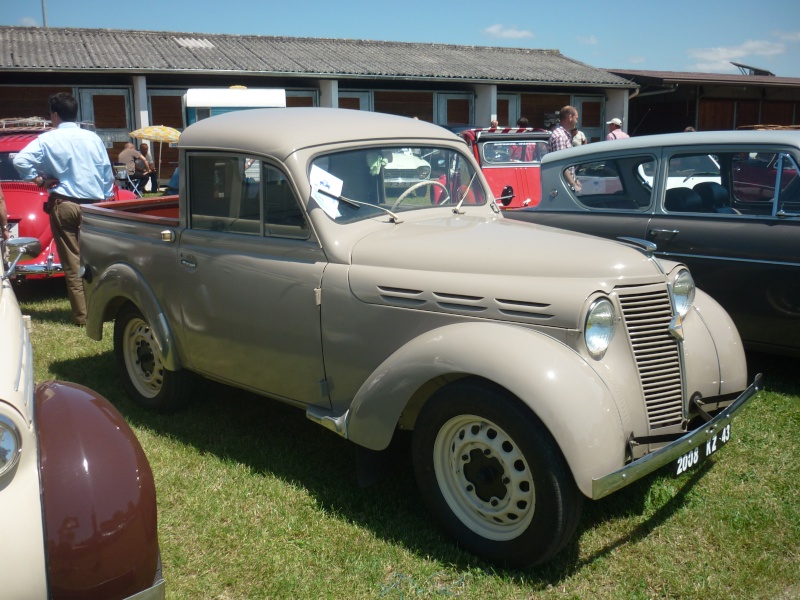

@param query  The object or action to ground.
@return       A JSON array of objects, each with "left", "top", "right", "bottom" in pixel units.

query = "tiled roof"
[
  {"left": 0, "top": 26, "right": 633, "bottom": 87},
  {"left": 609, "top": 68, "right": 800, "bottom": 88}
]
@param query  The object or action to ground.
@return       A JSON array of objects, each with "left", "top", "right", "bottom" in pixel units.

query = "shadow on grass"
[
  {"left": 746, "top": 351, "right": 799, "bottom": 396},
  {"left": 45, "top": 349, "right": 727, "bottom": 587},
  {"left": 12, "top": 278, "right": 75, "bottom": 324}
]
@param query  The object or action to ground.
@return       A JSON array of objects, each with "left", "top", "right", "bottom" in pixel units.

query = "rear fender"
[
  {"left": 85, "top": 262, "right": 181, "bottom": 371},
  {"left": 345, "top": 321, "right": 627, "bottom": 497}
]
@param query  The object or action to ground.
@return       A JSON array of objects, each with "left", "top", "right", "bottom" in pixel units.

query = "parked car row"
[{"left": 10, "top": 108, "right": 793, "bottom": 572}]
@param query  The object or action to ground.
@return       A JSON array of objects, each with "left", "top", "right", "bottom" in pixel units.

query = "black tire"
[
  {"left": 114, "top": 303, "right": 192, "bottom": 412},
  {"left": 412, "top": 379, "right": 582, "bottom": 568}
]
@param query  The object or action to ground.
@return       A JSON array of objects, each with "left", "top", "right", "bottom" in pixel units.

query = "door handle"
[
  {"left": 650, "top": 228, "right": 679, "bottom": 239},
  {"left": 180, "top": 258, "right": 196, "bottom": 269}
]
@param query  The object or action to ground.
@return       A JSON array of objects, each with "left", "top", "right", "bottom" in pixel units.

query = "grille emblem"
[{"left": 669, "top": 315, "right": 684, "bottom": 341}]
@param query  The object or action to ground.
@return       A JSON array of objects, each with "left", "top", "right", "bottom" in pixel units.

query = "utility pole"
[{"left": 41, "top": 0, "right": 48, "bottom": 27}]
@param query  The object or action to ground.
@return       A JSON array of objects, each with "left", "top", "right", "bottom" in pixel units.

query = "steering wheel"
[{"left": 391, "top": 180, "right": 451, "bottom": 210}]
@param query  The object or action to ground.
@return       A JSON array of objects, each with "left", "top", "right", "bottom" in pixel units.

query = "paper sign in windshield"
[{"left": 310, "top": 165, "right": 343, "bottom": 219}]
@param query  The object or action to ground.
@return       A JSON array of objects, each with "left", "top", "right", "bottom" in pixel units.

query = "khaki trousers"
[{"left": 49, "top": 199, "right": 86, "bottom": 325}]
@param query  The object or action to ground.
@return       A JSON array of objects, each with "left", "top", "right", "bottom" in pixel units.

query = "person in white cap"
[{"left": 606, "top": 118, "right": 629, "bottom": 140}]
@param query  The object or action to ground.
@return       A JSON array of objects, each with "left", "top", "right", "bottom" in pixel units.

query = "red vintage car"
[
  {"left": 0, "top": 118, "right": 135, "bottom": 279},
  {"left": 458, "top": 127, "right": 551, "bottom": 209}
]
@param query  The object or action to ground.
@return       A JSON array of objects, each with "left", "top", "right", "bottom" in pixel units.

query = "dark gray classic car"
[{"left": 505, "top": 130, "right": 800, "bottom": 357}]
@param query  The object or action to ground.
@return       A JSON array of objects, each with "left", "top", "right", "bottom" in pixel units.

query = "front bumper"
[
  {"left": 14, "top": 262, "right": 63, "bottom": 277},
  {"left": 592, "top": 373, "right": 764, "bottom": 499}
]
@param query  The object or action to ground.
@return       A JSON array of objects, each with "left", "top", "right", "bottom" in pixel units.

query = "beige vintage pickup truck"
[{"left": 79, "top": 108, "right": 761, "bottom": 567}]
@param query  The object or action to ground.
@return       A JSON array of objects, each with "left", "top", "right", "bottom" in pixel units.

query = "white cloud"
[
  {"left": 577, "top": 35, "right": 597, "bottom": 45},
  {"left": 687, "top": 39, "right": 786, "bottom": 71},
  {"left": 20, "top": 17, "right": 39, "bottom": 27},
  {"left": 775, "top": 31, "right": 800, "bottom": 42},
  {"left": 483, "top": 24, "right": 533, "bottom": 40}
]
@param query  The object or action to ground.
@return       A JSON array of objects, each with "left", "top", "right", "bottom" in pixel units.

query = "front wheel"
[
  {"left": 114, "top": 303, "right": 191, "bottom": 412},
  {"left": 412, "top": 379, "right": 582, "bottom": 567}
]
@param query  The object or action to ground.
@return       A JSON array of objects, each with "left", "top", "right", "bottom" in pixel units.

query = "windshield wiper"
[
  {"left": 316, "top": 188, "right": 403, "bottom": 223},
  {"left": 453, "top": 172, "right": 478, "bottom": 215}
]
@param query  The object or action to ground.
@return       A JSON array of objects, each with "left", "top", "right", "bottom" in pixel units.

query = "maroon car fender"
[{"left": 35, "top": 381, "right": 159, "bottom": 600}]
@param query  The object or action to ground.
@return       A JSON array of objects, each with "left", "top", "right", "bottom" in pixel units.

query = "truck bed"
[{"left": 85, "top": 195, "right": 180, "bottom": 225}]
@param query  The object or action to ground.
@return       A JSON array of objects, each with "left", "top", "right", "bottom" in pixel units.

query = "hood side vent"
[
  {"left": 496, "top": 298, "right": 554, "bottom": 320},
  {"left": 377, "top": 285, "right": 426, "bottom": 307},
  {"left": 433, "top": 292, "right": 487, "bottom": 313}
]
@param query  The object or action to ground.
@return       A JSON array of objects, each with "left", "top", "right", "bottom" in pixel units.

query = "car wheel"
[
  {"left": 412, "top": 379, "right": 582, "bottom": 567},
  {"left": 114, "top": 303, "right": 191, "bottom": 412}
]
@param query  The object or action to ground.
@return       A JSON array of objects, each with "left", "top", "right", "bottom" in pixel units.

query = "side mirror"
[
  {"left": 498, "top": 185, "right": 514, "bottom": 207},
  {"left": 3, "top": 237, "right": 42, "bottom": 279}
]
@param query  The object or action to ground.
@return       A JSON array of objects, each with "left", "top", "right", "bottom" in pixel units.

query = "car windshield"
[
  {"left": 480, "top": 140, "right": 549, "bottom": 164},
  {"left": 309, "top": 146, "right": 486, "bottom": 223}
]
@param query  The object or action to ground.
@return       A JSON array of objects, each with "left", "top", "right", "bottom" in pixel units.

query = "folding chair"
[{"left": 113, "top": 163, "right": 144, "bottom": 197}]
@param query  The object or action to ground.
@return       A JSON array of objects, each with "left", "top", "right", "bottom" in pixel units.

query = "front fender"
[
  {"left": 85, "top": 262, "right": 181, "bottom": 371},
  {"left": 345, "top": 321, "right": 628, "bottom": 497},
  {"left": 690, "top": 288, "right": 748, "bottom": 395},
  {"left": 35, "top": 381, "right": 161, "bottom": 600}
]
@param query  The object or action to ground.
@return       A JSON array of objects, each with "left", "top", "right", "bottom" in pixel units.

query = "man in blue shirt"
[{"left": 13, "top": 92, "right": 113, "bottom": 325}]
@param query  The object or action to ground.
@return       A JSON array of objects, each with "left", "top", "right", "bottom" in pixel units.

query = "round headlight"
[
  {"left": 0, "top": 416, "right": 22, "bottom": 477},
  {"left": 672, "top": 269, "right": 696, "bottom": 317},
  {"left": 585, "top": 298, "right": 615, "bottom": 360},
  {"left": 417, "top": 165, "right": 431, "bottom": 180}
]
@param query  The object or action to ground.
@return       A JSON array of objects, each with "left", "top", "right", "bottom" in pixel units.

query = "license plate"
[{"left": 675, "top": 423, "right": 732, "bottom": 476}]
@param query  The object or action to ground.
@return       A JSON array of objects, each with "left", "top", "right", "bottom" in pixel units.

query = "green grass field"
[{"left": 18, "top": 278, "right": 800, "bottom": 599}]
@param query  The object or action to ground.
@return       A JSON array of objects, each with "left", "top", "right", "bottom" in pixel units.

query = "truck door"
[{"left": 177, "top": 153, "right": 329, "bottom": 406}]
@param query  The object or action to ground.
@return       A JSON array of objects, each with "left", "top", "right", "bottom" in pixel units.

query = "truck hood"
[{"left": 349, "top": 215, "right": 669, "bottom": 330}]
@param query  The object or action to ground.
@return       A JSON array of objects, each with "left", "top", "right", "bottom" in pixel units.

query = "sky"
[{"left": 3, "top": 0, "right": 800, "bottom": 78}]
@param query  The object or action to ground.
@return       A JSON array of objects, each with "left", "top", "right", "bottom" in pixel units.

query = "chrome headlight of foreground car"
[
  {"left": 671, "top": 268, "right": 696, "bottom": 317},
  {"left": 585, "top": 298, "right": 616, "bottom": 360},
  {"left": 0, "top": 414, "right": 22, "bottom": 477}
]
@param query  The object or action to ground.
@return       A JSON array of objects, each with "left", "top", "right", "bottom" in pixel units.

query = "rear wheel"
[
  {"left": 114, "top": 303, "right": 191, "bottom": 412},
  {"left": 412, "top": 379, "right": 582, "bottom": 567}
]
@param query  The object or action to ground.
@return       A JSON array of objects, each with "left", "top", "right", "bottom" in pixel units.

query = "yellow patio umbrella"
[{"left": 129, "top": 125, "right": 181, "bottom": 181}]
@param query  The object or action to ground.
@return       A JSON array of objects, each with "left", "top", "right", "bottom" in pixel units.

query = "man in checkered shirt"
[{"left": 547, "top": 105, "right": 582, "bottom": 192}]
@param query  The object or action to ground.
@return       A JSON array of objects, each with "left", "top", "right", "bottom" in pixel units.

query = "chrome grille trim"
[{"left": 617, "top": 285, "right": 684, "bottom": 429}]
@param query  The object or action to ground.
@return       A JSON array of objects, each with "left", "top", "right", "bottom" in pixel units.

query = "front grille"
[
  {"left": 385, "top": 169, "right": 419, "bottom": 180},
  {"left": 617, "top": 285, "right": 684, "bottom": 429}
]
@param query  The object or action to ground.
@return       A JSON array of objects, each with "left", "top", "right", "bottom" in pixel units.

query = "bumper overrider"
[
  {"left": 14, "top": 256, "right": 62, "bottom": 277},
  {"left": 592, "top": 373, "right": 764, "bottom": 499},
  {"left": 125, "top": 578, "right": 165, "bottom": 600}
]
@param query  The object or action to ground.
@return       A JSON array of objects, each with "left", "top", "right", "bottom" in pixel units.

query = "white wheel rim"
[
  {"left": 122, "top": 317, "right": 164, "bottom": 399},
  {"left": 432, "top": 414, "right": 535, "bottom": 541}
]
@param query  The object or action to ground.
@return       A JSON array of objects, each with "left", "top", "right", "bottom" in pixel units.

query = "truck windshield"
[{"left": 309, "top": 146, "right": 486, "bottom": 223}]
